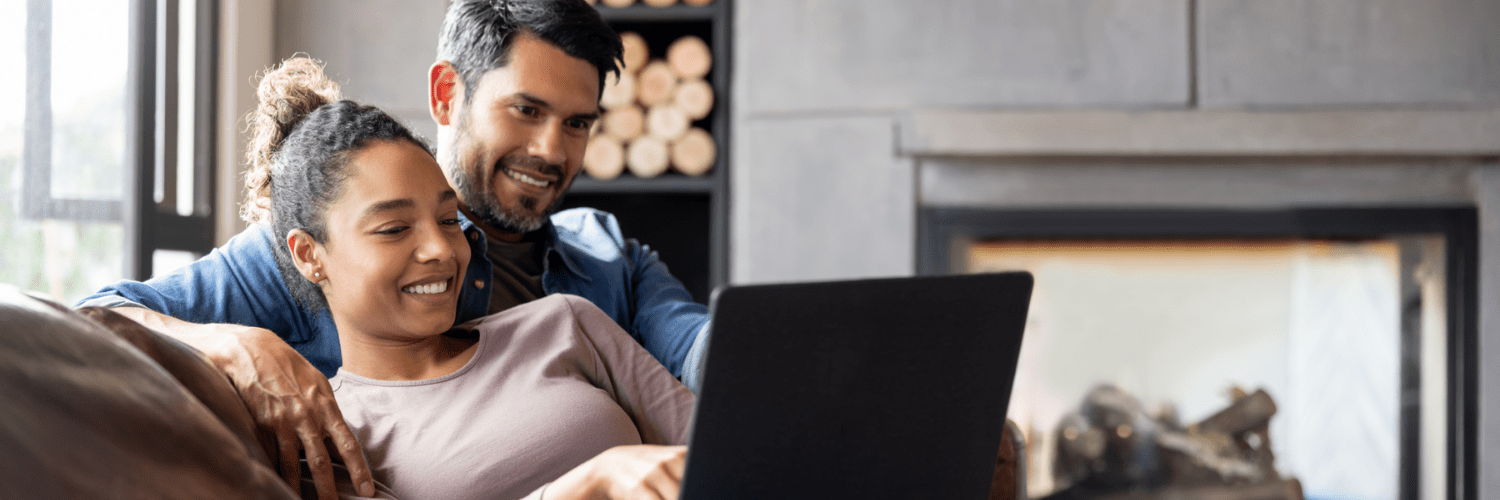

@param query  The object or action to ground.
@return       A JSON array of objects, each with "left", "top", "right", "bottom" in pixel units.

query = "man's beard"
[{"left": 447, "top": 136, "right": 567, "bottom": 234}]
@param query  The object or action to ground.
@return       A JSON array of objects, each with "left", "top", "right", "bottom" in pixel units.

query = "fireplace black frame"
[{"left": 918, "top": 206, "right": 1478, "bottom": 500}]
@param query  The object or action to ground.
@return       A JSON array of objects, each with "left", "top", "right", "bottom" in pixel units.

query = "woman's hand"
[
  {"left": 108, "top": 307, "right": 377, "bottom": 500},
  {"left": 547, "top": 445, "right": 687, "bottom": 500}
]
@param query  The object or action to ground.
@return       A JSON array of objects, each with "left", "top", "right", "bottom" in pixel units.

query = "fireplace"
[{"left": 918, "top": 206, "right": 1477, "bottom": 500}]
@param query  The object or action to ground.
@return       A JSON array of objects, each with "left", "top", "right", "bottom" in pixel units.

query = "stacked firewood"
[{"left": 583, "top": 31, "right": 718, "bottom": 180}]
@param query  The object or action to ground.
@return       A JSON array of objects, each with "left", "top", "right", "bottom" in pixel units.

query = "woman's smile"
[
  {"left": 399, "top": 274, "right": 460, "bottom": 309},
  {"left": 402, "top": 279, "right": 451, "bottom": 295}
]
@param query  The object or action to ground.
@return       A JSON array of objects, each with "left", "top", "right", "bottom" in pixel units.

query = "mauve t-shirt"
[{"left": 328, "top": 294, "right": 695, "bottom": 500}]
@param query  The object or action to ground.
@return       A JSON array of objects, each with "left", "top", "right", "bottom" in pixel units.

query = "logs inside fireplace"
[{"left": 1041, "top": 384, "right": 1304, "bottom": 500}]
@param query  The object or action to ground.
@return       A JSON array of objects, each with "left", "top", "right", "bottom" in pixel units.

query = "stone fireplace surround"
[{"left": 902, "top": 108, "right": 1500, "bottom": 499}]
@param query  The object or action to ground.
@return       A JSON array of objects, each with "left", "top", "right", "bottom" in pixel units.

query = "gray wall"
[
  {"left": 732, "top": 0, "right": 1500, "bottom": 283},
  {"left": 274, "top": 0, "right": 447, "bottom": 140},
  {"left": 733, "top": 0, "right": 1192, "bottom": 282},
  {"left": 731, "top": 0, "right": 1500, "bottom": 497}
]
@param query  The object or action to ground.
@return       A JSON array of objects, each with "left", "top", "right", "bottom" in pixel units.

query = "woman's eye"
[{"left": 440, "top": 218, "right": 461, "bottom": 226}]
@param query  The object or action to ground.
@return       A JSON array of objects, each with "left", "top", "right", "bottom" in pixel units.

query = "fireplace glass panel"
[{"left": 967, "top": 238, "right": 1447, "bottom": 500}]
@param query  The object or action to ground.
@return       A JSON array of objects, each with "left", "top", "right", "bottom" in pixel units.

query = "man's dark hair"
[{"left": 437, "top": 0, "right": 623, "bottom": 102}]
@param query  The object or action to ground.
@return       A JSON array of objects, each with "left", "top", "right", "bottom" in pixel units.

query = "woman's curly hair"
[
  {"left": 245, "top": 57, "right": 432, "bottom": 311},
  {"left": 241, "top": 57, "right": 343, "bottom": 225}
]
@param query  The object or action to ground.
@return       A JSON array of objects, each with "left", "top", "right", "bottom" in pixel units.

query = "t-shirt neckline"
[{"left": 332, "top": 330, "right": 489, "bottom": 388}]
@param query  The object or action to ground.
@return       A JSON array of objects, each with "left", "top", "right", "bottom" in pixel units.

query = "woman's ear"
[
  {"left": 429, "top": 61, "right": 462, "bottom": 126},
  {"left": 286, "top": 229, "right": 325, "bottom": 284}
]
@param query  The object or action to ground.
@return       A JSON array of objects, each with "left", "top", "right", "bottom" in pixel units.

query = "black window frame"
[{"left": 23, "top": 0, "right": 219, "bottom": 280}]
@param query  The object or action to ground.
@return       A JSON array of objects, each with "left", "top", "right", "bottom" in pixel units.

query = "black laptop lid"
[{"left": 680, "top": 272, "right": 1033, "bottom": 500}]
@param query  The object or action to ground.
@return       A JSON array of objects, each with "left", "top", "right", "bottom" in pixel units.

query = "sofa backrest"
[{"left": 0, "top": 285, "right": 295, "bottom": 500}]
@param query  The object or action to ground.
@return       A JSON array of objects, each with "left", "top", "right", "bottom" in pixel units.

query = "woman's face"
[{"left": 313, "top": 139, "right": 470, "bottom": 342}]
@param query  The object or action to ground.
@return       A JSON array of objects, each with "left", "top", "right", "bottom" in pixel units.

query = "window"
[{"left": 6, "top": 0, "right": 217, "bottom": 304}]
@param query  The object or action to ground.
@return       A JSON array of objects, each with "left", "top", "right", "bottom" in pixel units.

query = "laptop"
[{"left": 679, "top": 272, "right": 1034, "bottom": 500}]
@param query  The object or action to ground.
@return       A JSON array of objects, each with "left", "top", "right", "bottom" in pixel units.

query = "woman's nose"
[{"left": 414, "top": 224, "right": 455, "bottom": 263}]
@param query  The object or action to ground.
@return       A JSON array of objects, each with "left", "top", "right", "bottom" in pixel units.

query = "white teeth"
[
  {"left": 402, "top": 281, "right": 449, "bottom": 295},
  {"left": 507, "top": 169, "right": 551, "bottom": 188}
]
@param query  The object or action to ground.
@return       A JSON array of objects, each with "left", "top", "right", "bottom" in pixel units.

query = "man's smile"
[{"left": 505, "top": 168, "right": 554, "bottom": 188}]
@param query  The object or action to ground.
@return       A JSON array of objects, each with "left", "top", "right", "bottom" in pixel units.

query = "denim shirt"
[{"left": 79, "top": 208, "right": 710, "bottom": 389}]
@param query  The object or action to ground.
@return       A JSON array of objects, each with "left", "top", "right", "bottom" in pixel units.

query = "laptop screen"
[{"left": 681, "top": 272, "right": 1033, "bottom": 500}]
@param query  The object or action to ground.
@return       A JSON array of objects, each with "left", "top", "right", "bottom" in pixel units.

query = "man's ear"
[
  {"left": 286, "top": 229, "right": 325, "bottom": 283},
  {"left": 430, "top": 61, "right": 462, "bottom": 126}
]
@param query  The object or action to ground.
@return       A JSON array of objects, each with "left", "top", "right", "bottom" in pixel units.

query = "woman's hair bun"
[{"left": 241, "top": 57, "right": 342, "bottom": 225}]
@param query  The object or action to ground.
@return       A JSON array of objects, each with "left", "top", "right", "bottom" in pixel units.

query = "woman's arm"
[
  {"left": 561, "top": 295, "right": 697, "bottom": 445},
  {"left": 528, "top": 445, "right": 686, "bottom": 500}
]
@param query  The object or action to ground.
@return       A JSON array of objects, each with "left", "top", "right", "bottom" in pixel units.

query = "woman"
[{"left": 254, "top": 58, "right": 694, "bottom": 500}]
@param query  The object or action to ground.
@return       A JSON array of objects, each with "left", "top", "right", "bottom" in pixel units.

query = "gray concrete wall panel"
[
  {"left": 1472, "top": 165, "right": 1500, "bottom": 500},
  {"left": 900, "top": 109, "right": 1500, "bottom": 157},
  {"left": 920, "top": 160, "right": 1479, "bottom": 209},
  {"left": 737, "top": 0, "right": 1189, "bottom": 115},
  {"left": 274, "top": 0, "right": 447, "bottom": 139},
  {"left": 732, "top": 117, "right": 913, "bottom": 283},
  {"left": 1199, "top": 0, "right": 1500, "bottom": 107}
]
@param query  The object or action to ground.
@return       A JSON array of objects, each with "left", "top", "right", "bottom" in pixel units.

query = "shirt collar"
[{"left": 456, "top": 211, "right": 591, "bottom": 282}]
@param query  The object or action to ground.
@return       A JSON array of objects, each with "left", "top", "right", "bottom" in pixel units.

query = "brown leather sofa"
[{"left": 0, "top": 285, "right": 295, "bottom": 499}]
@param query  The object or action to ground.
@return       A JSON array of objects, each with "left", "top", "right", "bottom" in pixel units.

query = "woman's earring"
[{"left": 314, "top": 272, "right": 321, "bottom": 279}]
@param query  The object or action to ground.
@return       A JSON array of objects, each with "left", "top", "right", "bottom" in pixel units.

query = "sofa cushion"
[
  {"left": 74, "top": 306, "right": 278, "bottom": 469},
  {"left": 0, "top": 285, "right": 295, "bottom": 499}
]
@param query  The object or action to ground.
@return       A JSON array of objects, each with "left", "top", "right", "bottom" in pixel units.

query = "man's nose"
[{"left": 527, "top": 121, "right": 568, "bottom": 167}]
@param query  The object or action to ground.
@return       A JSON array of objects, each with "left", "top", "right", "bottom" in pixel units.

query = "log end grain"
[
  {"left": 636, "top": 61, "right": 679, "bottom": 107},
  {"left": 626, "top": 136, "right": 671, "bottom": 179},
  {"left": 620, "top": 32, "right": 649, "bottom": 74},
  {"left": 584, "top": 135, "right": 626, "bottom": 181},
  {"left": 600, "top": 71, "right": 637, "bottom": 110},
  {"left": 673, "top": 78, "right": 714, "bottom": 120},
  {"left": 646, "top": 105, "right": 690, "bottom": 141},
  {"left": 671, "top": 127, "right": 716, "bottom": 176},
  {"left": 666, "top": 35, "right": 712, "bottom": 80},
  {"left": 602, "top": 105, "right": 645, "bottom": 141}
]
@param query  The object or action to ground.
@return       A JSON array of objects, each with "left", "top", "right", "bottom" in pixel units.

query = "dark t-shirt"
[{"left": 484, "top": 230, "right": 546, "bottom": 314}]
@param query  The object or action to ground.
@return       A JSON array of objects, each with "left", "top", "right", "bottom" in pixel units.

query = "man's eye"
[
  {"left": 440, "top": 218, "right": 461, "bottom": 226},
  {"left": 516, "top": 105, "right": 539, "bottom": 117},
  {"left": 566, "top": 119, "right": 591, "bottom": 130},
  {"left": 376, "top": 226, "right": 408, "bottom": 235}
]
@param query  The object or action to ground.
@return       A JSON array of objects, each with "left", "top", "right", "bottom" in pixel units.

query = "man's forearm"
[{"left": 107, "top": 306, "right": 254, "bottom": 371}]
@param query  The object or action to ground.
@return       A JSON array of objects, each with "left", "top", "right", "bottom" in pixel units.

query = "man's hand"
[
  {"left": 547, "top": 445, "right": 687, "bottom": 500},
  {"left": 109, "top": 307, "right": 376, "bottom": 500}
]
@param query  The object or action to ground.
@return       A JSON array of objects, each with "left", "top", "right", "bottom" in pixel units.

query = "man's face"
[{"left": 444, "top": 35, "right": 601, "bottom": 234}]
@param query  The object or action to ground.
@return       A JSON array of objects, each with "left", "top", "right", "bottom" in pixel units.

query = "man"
[{"left": 79, "top": 1, "right": 709, "bottom": 499}]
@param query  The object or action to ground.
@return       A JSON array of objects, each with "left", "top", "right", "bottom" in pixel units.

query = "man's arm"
[
  {"left": 548, "top": 209, "right": 712, "bottom": 390},
  {"left": 621, "top": 241, "right": 714, "bottom": 390},
  {"left": 619, "top": 236, "right": 711, "bottom": 390}
]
